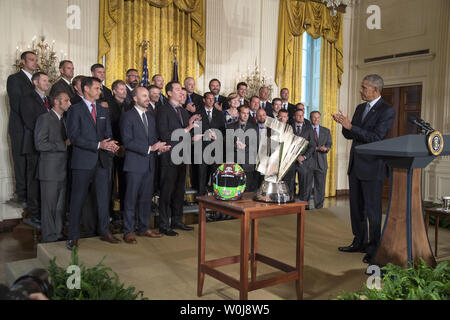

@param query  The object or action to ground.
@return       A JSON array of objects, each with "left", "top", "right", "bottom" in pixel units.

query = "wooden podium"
[{"left": 356, "top": 134, "right": 449, "bottom": 267}]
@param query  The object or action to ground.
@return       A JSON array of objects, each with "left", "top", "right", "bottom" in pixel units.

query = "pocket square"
[{"left": 98, "top": 116, "right": 106, "bottom": 120}]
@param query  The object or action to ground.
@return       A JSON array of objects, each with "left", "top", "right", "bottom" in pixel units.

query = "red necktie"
[
  {"left": 44, "top": 97, "right": 51, "bottom": 111},
  {"left": 91, "top": 104, "right": 96, "bottom": 124},
  {"left": 314, "top": 127, "right": 319, "bottom": 142}
]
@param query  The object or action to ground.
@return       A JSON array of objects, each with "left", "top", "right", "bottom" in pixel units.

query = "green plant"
[
  {"left": 47, "top": 247, "right": 147, "bottom": 300},
  {"left": 336, "top": 259, "right": 450, "bottom": 300}
]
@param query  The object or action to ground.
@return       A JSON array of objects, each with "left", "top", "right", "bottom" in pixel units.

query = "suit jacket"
[
  {"left": 214, "top": 94, "right": 228, "bottom": 110},
  {"left": 34, "top": 111, "right": 67, "bottom": 181},
  {"left": 100, "top": 85, "right": 113, "bottom": 103},
  {"left": 125, "top": 86, "right": 133, "bottom": 105},
  {"left": 260, "top": 101, "right": 273, "bottom": 117},
  {"left": 70, "top": 94, "right": 83, "bottom": 106},
  {"left": 281, "top": 102, "right": 296, "bottom": 119},
  {"left": 194, "top": 107, "right": 226, "bottom": 159},
  {"left": 156, "top": 101, "right": 191, "bottom": 166},
  {"left": 19, "top": 91, "right": 50, "bottom": 154},
  {"left": 121, "top": 108, "right": 158, "bottom": 174},
  {"left": 6, "top": 70, "right": 35, "bottom": 133},
  {"left": 66, "top": 100, "right": 114, "bottom": 170},
  {"left": 228, "top": 121, "right": 259, "bottom": 172},
  {"left": 49, "top": 78, "right": 76, "bottom": 98},
  {"left": 109, "top": 98, "right": 127, "bottom": 144},
  {"left": 187, "top": 92, "right": 204, "bottom": 110},
  {"left": 291, "top": 121, "right": 317, "bottom": 168},
  {"left": 312, "top": 125, "right": 332, "bottom": 171},
  {"left": 343, "top": 98, "right": 395, "bottom": 180}
]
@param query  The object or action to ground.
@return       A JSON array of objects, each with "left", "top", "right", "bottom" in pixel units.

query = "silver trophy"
[{"left": 254, "top": 117, "right": 309, "bottom": 203}]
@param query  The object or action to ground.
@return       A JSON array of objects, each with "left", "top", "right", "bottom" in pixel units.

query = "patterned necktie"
[
  {"left": 142, "top": 112, "right": 149, "bottom": 136},
  {"left": 362, "top": 102, "right": 371, "bottom": 121},
  {"left": 91, "top": 104, "right": 96, "bottom": 123},
  {"left": 296, "top": 125, "right": 302, "bottom": 135},
  {"left": 207, "top": 110, "right": 212, "bottom": 123},
  {"left": 43, "top": 97, "right": 51, "bottom": 111},
  {"left": 314, "top": 127, "right": 319, "bottom": 142},
  {"left": 187, "top": 95, "right": 192, "bottom": 104}
]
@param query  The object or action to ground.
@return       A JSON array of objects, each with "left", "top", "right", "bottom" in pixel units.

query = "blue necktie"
[{"left": 187, "top": 95, "right": 192, "bottom": 104}]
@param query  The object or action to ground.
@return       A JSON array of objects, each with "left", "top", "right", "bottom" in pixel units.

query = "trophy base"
[{"left": 253, "top": 181, "right": 294, "bottom": 204}]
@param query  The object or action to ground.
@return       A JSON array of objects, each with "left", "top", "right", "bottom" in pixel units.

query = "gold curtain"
[
  {"left": 276, "top": 0, "right": 343, "bottom": 197},
  {"left": 98, "top": 0, "right": 205, "bottom": 87}
]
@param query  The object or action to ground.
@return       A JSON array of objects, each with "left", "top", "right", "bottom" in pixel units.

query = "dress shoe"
[
  {"left": 100, "top": 233, "right": 122, "bottom": 244},
  {"left": 160, "top": 229, "right": 178, "bottom": 237},
  {"left": 123, "top": 233, "right": 137, "bottom": 244},
  {"left": 338, "top": 242, "right": 366, "bottom": 253},
  {"left": 171, "top": 222, "right": 194, "bottom": 231},
  {"left": 136, "top": 230, "right": 163, "bottom": 238},
  {"left": 66, "top": 239, "right": 78, "bottom": 251},
  {"left": 362, "top": 254, "right": 372, "bottom": 264}
]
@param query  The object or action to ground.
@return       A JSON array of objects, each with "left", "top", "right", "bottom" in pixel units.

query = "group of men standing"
[{"left": 7, "top": 51, "right": 334, "bottom": 252}]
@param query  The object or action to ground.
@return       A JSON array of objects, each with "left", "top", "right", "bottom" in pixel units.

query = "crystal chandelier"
[
  {"left": 239, "top": 59, "right": 274, "bottom": 100},
  {"left": 321, "top": 0, "right": 343, "bottom": 16},
  {"left": 14, "top": 36, "right": 66, "bottom": 83}
]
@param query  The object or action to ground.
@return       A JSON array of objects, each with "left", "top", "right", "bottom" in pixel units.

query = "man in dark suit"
[
  {"left": 248, "top": 96, "right": 260, "bottom": 125},
  {"left": 310, "top": 111, "right": 332, "bottom": 209},
  {"left": 109, "top": 80, "right": 128, "bottom": 215},
  {"left": 65, "top": 77, "right": 120, "bottom": 250},
  {"left": 289, "top": 103, "right": 312, "bottom": 127},
  {"left": 292, "top": 109, "right": 316, "bottom": 205},
  {"left": 157, "top": 81, "right": 201, "bottom": 236},
  {"left": 228, "top": 105, "right": 259, "bottom": 192},
  {"left": 259, "top": 86, "right": 273, "bottom": 117},
  {"left": 6, "top": 51, "right": 38, "bottom": 204},
  {"left": 125, "top": 69, "right": 139, "bottom": 105},
  {"left": 194, "top": 92, "right": 226, "bottom": 196},
  {"left": 70, "top": 75, "right": 85, "bottom": 105},
  {"left": 280, "top": 88, "right": 296, "bottom": 120},
  {"left": 91, "top": 64, "right": 113, "bottom": 103},
  {"left": 333, "top": 74, "right": 395, "bottom": 264},
  {"left": 209, "top": 78, "right": 227, "bottom": 111},
  {"left": 49, "top": 60, "right": 76, "bottom": 99},
  {"left": 184, "top": 77, "right": 204, "bottom": 110},
  {"left": 147, "top": 85, "right": 160, "bottom": 117},
  {"left": 236, "top": 82, "right": 249, "bottom": 107},
  {"left": 120, "top": 87, "right": 170, "bottom": 244},
  {"left": 35, "top": 91, "right": 71, "bottom": 242},
  {"left": 19, "top": 72, "right": 52, "bottom": 223},
  {"left": 152, "top": 74, "right": 168, "bottom": 108}
]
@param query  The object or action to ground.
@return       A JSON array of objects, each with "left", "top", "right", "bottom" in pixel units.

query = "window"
[{"left": 301, "top": 33, "right": 321, "bottom": 119}]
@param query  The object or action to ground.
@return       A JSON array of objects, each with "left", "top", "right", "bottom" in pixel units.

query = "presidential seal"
[{"left": 427, "top": 131, "right": 444, "bottom": 156}]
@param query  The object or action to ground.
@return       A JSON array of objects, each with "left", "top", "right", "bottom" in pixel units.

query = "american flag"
[{"left": 140, "top": 56, "right": 149, "bottom": 87}]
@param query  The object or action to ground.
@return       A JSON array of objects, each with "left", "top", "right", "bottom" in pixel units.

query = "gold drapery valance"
[{"left": 98, "top": 0, "right": 205, "bottom": 87}]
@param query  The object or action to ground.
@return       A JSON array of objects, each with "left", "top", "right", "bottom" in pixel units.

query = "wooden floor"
[{"left": 1, "top": 196, "right": 449, "bottom": 300}]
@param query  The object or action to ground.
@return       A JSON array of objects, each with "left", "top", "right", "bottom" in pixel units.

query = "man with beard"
[
  {"left": 209, "top": 78, "right": 227, "bottom": 111},
  {"left": 125, "top": 69, "right": 139, "bottom": 105}
]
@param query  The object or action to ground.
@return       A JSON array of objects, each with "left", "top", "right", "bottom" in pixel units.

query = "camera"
[{"left": 0, "top": 268, "right": 53, "bottom": 300}]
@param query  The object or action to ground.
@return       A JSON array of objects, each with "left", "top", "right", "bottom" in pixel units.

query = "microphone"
[{"left": 408, "top": 116, "right": 434, "bottom": 134}]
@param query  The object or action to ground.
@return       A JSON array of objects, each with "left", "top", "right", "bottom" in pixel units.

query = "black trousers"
[
  {"left": 68, "top": 164, "right": 111, "bottom": 240},
  {"left": 9, "top": 127, "right": 26, "bottom": 200},
  {"left": 349, "top": 172, "right": 383, "bottom": 256},
  {"left": 197, "top": 163, "right": 218, "bottom": 196},
  {"left": 296, "top": 162, "right": 313, "bottom": 202},
  {"left": 159, "top": 164, "right": 186, "bottom": 231},
  {"left": 25, "top": 153, "right": 40, "bottom": 218},
  {"left": 113, "top": 156, "right": 126, "bottom": 211},
  {"left": 40, "top": 180, "right": 66, "bottom": 242},
  {"left": 123, "top": 170, "right": 154, "bottom": 235}
]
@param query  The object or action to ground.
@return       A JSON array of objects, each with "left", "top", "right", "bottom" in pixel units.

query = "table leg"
[
  {"left": 251, "top": 219, "right": 258, "bottom": 283},
  {"left": 197, "top": 202, "right": 206, "bottom": 297},
  {"left": 435, "top": 216, "right": 439, "bottom": 257},
  {"left": 240, "top": 213, "right": 250, "bottom": 300},
  {"left": 296, "top": 208, "right": 305, "bottom": 300}
]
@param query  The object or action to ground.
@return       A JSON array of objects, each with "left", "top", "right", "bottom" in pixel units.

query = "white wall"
[
  {"left": 0, "top": 0, "right": 99, "bottom": 221},
  {"left": 199, "top": 0, "right": 279, "bottom": 96}
]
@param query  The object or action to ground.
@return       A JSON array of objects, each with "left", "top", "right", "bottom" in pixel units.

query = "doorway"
[{"left": 381, "top": 84, "right": 422, "bottom": 198}]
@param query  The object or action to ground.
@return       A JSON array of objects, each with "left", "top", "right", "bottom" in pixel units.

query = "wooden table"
[
  {"left": 196, "top": 193, "right": 307, "bottom": 300},
  {"left": 424, "top": 207, "right": 450, "bottom": 257}
]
